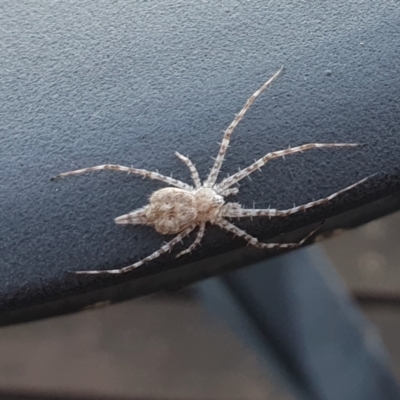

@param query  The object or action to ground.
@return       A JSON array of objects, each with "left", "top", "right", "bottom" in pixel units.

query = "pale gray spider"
[{"left": 54, "top": 67, "right": 368, "bottom": 274}]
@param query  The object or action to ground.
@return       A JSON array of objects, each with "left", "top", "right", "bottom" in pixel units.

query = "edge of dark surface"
[{"left": 1, "top": 189, "right": 399, "bottom": 327}]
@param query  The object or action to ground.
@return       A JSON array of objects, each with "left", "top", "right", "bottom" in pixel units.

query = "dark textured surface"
[{"left": 1, "top": 1, "right": 400, "bottom": 317}]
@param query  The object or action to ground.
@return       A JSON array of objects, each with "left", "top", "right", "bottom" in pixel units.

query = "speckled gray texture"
[{"left": 0, "top": 0, "right": 399, "bottom": 314}]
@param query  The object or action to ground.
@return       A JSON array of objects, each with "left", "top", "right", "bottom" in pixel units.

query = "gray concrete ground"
[{"left": 0, "top": 212, "right": 399, "bottom": 399}]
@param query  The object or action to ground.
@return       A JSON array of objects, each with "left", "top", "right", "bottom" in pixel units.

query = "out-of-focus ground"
[
  {"left": 322, "top": 210, "right": 400, "bottom": 382},
  {"left": 0, "top": 211, "right": 399, "bottom": 400}
]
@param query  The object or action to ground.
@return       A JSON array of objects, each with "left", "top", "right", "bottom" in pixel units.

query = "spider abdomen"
[{"left": 146, "top": 188, "right": 198, "bottom": 235}]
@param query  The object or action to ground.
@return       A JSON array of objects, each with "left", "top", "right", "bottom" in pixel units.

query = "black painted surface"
[{"left": 0, "top": 1, "right": 400, "bottom": 319}]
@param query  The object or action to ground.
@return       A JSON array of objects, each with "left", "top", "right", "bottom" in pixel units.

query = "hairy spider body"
[
  {"left": 54, "top": 67, "right": 368, "bottom": 274},
  {"left": 116, "top": 187, "right": 224, "bottom": 235}
]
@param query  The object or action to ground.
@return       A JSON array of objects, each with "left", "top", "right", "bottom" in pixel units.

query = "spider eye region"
[{"left": 147, "top": 188, "right": 198, "bottom": 235}]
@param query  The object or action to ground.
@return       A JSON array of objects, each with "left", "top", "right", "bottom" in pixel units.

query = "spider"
[{"left": 54, "top": 67, "right": 368, "bottom": 274}]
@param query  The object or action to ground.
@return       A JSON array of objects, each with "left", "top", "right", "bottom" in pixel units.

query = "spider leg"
[
  {"left": 220, "top": 187, "right": 239, "bottom": 197},
  {"left": 52, "top": 164, "right": 192, "bottom": 191},
  {"left": 73, "top": 224, "right": 196, "bottom": 275},
  {"left": 175, "top": 222, "right": 206, "bottom": 258},
  {"left": 217, "top": 219, "right": 320, "bottom": 249},
  {"left": 115, "top": 207, "right": 149, "bottom": 225},
  {"left": 222, "top": 176, "right": 369, "bottom": 218},
  {"left": 175, "top": 152, "right": 201, "bottom": 189},
  {"left": 216, "top": 143, "right": 358, "bottom": 192},
  {"left": 205, "top": 67, "right": 283, "bottom": 187}
]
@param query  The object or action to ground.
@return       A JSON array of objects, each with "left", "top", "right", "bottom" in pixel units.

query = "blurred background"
[{"left": 0, "top": 211, "right": 399, "bottom": 400}]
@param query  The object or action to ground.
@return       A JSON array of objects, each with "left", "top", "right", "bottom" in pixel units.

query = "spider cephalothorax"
[{"left": 54, "top": 67, "right": 368, "bottom": 274}]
